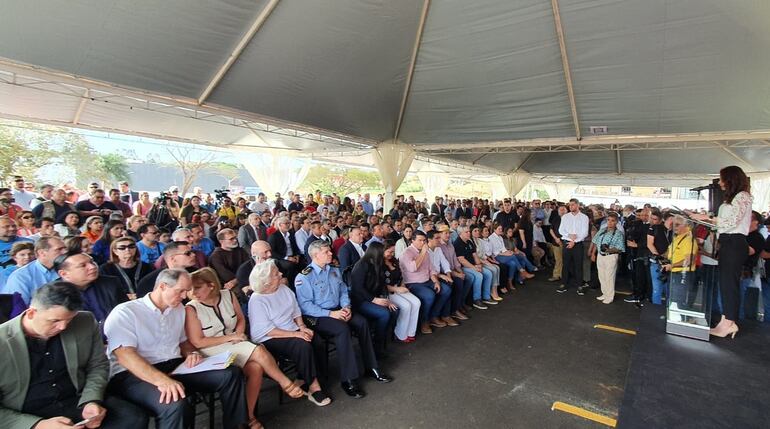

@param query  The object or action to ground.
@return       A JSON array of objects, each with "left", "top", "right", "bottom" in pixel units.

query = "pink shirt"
[{"left": 399, "top": 245, "right": 435, "bottom": 284}]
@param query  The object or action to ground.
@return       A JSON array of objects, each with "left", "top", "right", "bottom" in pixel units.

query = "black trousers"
[
  {"left": 32, "top": 394, "right": 148, "bottom": 429},
  {"left": 313, "top": 314, "right": 378, "bottom": 382},
  {"left": 718, "top": 233, "right": 748, "bottom": 321},
  {"left": 631, "top": 252, "right": 650, "bottom": 300},
  {"left": 108, "top": 359, "right": 246, "bottom": 429},
  {"left": 562, "top": 242, "right": 584, "bottom": 289},
  {"left": 263, "top": 337, "right": 317, "bottom": 384}
]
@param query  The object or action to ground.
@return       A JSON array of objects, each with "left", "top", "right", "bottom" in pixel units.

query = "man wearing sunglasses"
[
  {"left": 136, "top": 224, "right": 165, "bottom": 265},
  {"left": 135, "top": 241, "right": 198, "bottom": 298},
  {"left": 75, "top": 189, "right": 118, "bottom": 222}
]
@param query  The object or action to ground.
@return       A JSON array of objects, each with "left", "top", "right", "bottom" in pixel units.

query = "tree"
[
  {"left": 166, "top": 147, "right": 217, "bottom": 196},
  {"left": 301, "top": 165, "right": 381, "bottom": 197},
  {"left": 0, "top": 125, "right": 56, "bottom": 185},
  {"left": 94, "top": 153, "right": 131, "bottom": 185}
]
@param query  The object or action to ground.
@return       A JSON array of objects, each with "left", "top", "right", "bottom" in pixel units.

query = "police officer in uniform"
[{"left": 295, "top": 240, "right": 393, "bottom": 398}]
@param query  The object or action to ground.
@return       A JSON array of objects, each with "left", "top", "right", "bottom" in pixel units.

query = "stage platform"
[{"left": 618, "top": 306, "right": 770, "bottom": 428}]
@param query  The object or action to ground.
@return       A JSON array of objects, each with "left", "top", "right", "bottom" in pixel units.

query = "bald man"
[{"left": 236, "top": 241, "right": 288, "bottom": 296}]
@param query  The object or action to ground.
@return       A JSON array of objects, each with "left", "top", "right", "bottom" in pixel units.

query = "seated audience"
[
  {"left": 338, "top": 225, "right": 366, "bottom": 272},
  {"left": 55, "top": 251, "right": 127, "bottom": 326},
  {"left": 210, "top": 228, "right": 251, "bottom": 300},
  {"left": 15, "top": 211, "right": 37, "bottom": 237},
  {"left": 99, "top": 237, "right": 154, "bottom": 300},
  {"left": 3, "top": 237, "right": 67, "bottom": 304},
  {"left": 92, "top": 220, "right": 126, "bottom": 265},
  {"left": 81, "top": 216, "right": 104, "bottom": 245},
  {"left": 31, "top": 188, "right": 76, "bottom": 224},
  {"left": 136, "top": 223, "right": 165, "bottom": 265},
  {"left": 104, "top": 269, "right": 249, "bottom": 429},
  {"left": 295, "top": 241, "right": 392, "bottom": 399},
  {"left": 266, "top": 216, "right": 302, "bottom": 284},
  {"left": 54, "top": 211, "right": 82, "bottom": 238},
  {"left": 1, "top": 216, "right": 34, "bottom": 268},
  {"left": 185, "top": 268, "right": 305, "bottom": 427},
  {"left": 136, "top": 241, "right": 198, "bottom": 298},
  {"left": 349, "top": 241, "right": 399, "bottom": 356},
  {"left": 0, "top": 281, "right": 147, "bottom": 428}
]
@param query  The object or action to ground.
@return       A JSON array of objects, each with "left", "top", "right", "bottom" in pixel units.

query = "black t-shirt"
[
  {"left": 496, "top": 210, "right": 520, "bottom": 230},
  {"left": 453, "top": 237, "right": 476, "bottom": 262},
  {"left": 75, "top": 200, "right": 118, "bottom": 221},
  {"left": 22, "top": 335, "right": 77, "bottom": 416},
  {"left": 626, "top": 219, "right": 649, "bottom": 256},
  {"left": 647, "top": 224, "right": 672, "bottom": 256},
  {"left": 745, "top": 230, "right": 764, "bottom": 270}
]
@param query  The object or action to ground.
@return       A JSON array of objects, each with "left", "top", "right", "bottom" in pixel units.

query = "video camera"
[
  {"left": 652, "top": 254, "right": 672, "bottom": 282},
  {"left": 157, "top": 191, "right": 171, "bottom": 205},
  {"left": 214, "top": 188, "right": 230, "bottom": 206}
]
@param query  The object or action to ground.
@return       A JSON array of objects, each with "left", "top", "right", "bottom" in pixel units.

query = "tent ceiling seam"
[
  {"left": 197, "top": 0, "right": 281, "bottom": 105},
  {"left": 393, "top": 0, "right": 431, "bottom": 142},
  {"left": 550, "top": 0, "right": 581, "bottom": 141}
]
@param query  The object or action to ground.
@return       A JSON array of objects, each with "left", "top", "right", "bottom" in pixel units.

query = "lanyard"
[{"left": 115, "top": 261, "right": 143, "bottom": 294}]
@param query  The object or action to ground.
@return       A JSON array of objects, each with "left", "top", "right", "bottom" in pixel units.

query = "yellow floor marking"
[
  {"left": 593, "top": 324, "right": 637, "bottom": 336},
  {"left": 551, "top": 401, "right": 617, "bottom": 427}
]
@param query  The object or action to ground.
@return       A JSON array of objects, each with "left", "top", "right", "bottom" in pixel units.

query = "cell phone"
[{"left": 73, "top": 417, "right": 92, "bottom": 427}]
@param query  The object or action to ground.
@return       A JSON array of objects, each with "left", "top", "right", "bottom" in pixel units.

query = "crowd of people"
[{"left": 0, "top": 165, "right": 765, "bottom": 428}]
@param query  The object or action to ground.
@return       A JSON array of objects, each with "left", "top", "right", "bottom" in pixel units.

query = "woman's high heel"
[{"left": 710, "top": 323, "right": 739, "bottom": 339}]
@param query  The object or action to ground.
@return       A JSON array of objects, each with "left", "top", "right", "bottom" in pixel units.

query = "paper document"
[{"left": 172, "top": 351, "right": 235, "bottom": 375}]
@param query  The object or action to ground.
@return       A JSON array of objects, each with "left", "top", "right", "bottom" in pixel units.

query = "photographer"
[
  {"left": 146, "top": 194, "right": 179, "bottom": 231},
  {"left": 660, "top": 216, "right": 698, "bottom": 313},
  {"left": 216, "top": 195, "right": 237, "bottom": 224},
  {"left": 647, "top": 211, "right": 674, "bottom": 305},
  {"left": 624, "top": 208, "right": 651, "bottom": 305},
  {"left": 591, "top": 212, "right": 625, "bottom": 304}
]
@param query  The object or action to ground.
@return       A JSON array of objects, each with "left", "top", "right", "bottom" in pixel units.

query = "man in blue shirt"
[
  {"left": 135, "top": 223, "right": 165, "bottom": 265},
  {"left": 360, "top": 193, "right": 374, "bottom": 216},
  {"left": 187, "top": 223, "right": 215, "bottom": 258},
  {"left": 0, "top": 217, "right": 33, "bottom": 268},
  {"left": 2, "top": 237, "right": 68, "bottom": 304},
  {"left": 295, "top": 240, "right": 391, "bottom": 398}
]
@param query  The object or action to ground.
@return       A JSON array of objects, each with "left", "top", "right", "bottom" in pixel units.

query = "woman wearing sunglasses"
[
  {"left": 14, "top": 211, "right": 37, "bottom": 237},
  {"left": 99, "top": 237, "right": 154, "bottom": 300}
]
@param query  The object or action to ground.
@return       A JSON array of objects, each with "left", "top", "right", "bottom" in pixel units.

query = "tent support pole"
[
  {"left": 197, "top": 0, "right": 281, "bottom": 105},
  {"left": 393, "top": 0, "right": 431, "bottom": 141},
  {"left": 72, "top": 89, "right": 89, "bottom": 125},
  {"left": 616, "top": 148, "right": 622, "bottom": 174},
  {"left": 550, "top": 0, "right": 581, "bottom": 141}
]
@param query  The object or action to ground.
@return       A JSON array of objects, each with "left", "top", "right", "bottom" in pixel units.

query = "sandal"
[
  {"left": 281, "top": 379, "right": 306, "bottom": 399},
  {"left": 308, "top": 390, "right": 332, "bottom": 407},
  {"left": 248, "top": 418, "right": 264, "bottom": 429}
]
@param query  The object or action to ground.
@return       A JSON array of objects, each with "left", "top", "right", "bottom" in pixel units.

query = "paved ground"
[{"left": 240, "top": 274, "right": 642, "bottom": 429}]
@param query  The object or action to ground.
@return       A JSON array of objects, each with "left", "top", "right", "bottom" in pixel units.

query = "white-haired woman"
[
  {"left": 185, "top": 267, "right": 306, "bottom": 428},
  {"left": 248, "top": 260, "right": 332, "bottom": 407}
]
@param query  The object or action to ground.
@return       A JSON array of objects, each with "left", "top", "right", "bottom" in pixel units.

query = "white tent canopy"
[{"left": 1, "top": 0, "right": 769, "bottom": 187}]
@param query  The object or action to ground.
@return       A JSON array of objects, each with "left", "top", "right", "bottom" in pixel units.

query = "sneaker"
[
  {"left": 482, "top": 299, "right": 498, "bottom": 305},
  {"left": 596, "top": 296, "right": 605, "bottom": 301},
  {"left": 548, "top": 277, "right": 561, "bottom": 282},
  {"left": 472, "top": 300, "right": 488, "bottom": 310},
  {"left": 556, "top": 285, "right": 568, "bottom": 293},
  {"left": 576, "top": 287, "right": 586, "bottom": 296},
  {"left": 623, "top": 297, "right": 641, "bottom": 304}
]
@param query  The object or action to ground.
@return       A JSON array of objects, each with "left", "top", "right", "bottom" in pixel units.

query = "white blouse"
[
  {"left": 717, "top": 191, "right": 753, "bottom": 235},
  {"left": 488, "top": 233, "right": 508, "bottom": 256}
]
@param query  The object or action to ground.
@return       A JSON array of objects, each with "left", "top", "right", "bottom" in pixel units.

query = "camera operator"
[
  {"left": 590, "top": 212, "right": 625, "bottom": 304},
  {"left": 216, "top": 195, "right": 237, "bottom": 224},
  {"left": 624, "top": 208, "right": 650, "bottom": 305},
  {"left": 660, "top": 215, "right": 697, "bottom": 314},
  {"left": 147, "top": 193, "right": 179, "bottom": 231},
  {"left": 647, "top": 210, "right": 674, "bottom": 305}
]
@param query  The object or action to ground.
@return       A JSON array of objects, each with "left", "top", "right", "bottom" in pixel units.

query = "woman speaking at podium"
[{"left": 689, "top": 165, "right": 752, "bottom": 339}]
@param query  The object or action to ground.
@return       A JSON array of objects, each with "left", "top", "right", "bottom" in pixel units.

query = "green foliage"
[
  {"left": 0, "top": 126, "right": 56, "bottom": 185},
  {"left": 300, "top": 165, "right": 381, "bottom": 196},
  {"left": 0, "top": 124, "right": 130, "bottom": 187}
]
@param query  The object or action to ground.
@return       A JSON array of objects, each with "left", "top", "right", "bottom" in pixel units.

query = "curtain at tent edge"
[
  {"left": 749, "top": 174, "right": 770, "bottom": 213},
  {"left": 417, "top": 171, "right": 450, "bottom": 201},
  {"left": 372, "top": 142, "right": 415, "bottom": 212},
  {"left": 500, "top": 172, "right": 530, "bottom": 200},
  {"left": 243, "top": 153, "right": 310, "bottom": 197}
]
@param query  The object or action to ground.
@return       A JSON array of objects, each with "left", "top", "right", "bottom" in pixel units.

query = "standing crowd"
[{"left": 0, "top": 164, "right": 765, "bottom": 428}]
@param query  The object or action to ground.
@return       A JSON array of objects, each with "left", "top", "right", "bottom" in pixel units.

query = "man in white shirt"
[
  {"left": 425, "top": 231, "right": 457, "bottom": 327},
  {"left": 10, "top": 176, "right": 36, "bottom": 210},
  {"left": 557, "top": 199, "right": 590, "bottom": 294},
  {"left": 294, "top": 216, "right": 312, "bottom": 256},
  {"left": 104, "top": 269, "right": 248, "bottom": 429},
  {"left": 248, "top": 192, "right": 270, "bottom": 215}
]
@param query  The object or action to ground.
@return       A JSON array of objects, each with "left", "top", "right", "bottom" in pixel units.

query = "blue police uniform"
[{"left": 295, "top": 262, "right": 378, "bottom": 382}]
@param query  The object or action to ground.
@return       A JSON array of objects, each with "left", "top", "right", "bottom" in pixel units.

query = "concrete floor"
[{"left": 245, "top": 275, "right": 641, "bottom": 429}]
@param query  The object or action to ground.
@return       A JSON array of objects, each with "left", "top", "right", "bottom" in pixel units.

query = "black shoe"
[
  {"left": 341, "top": 381, "right": 366, "bottom": 398},
  {"left": 472, "top": 300, "right": 488, "bottom": 310},
  {"left": 556, "top": 285, "right": 568, "bottom": 293},
  {"left": 576, "top": 286, "right": 586, "bottom": 296},
  {"left": 623, "top": 296, "right": 641, "bottom": 303},
  {"left": 367, "top": 368, "right": 393, "bottom": 383}
]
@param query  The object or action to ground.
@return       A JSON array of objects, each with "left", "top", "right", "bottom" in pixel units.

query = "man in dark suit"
[
  {"left": 267, "top": 217, "right": 302, "bottom": 285},
  {"left": 338, "top": 226, "right": 366, "bottom": 272},
  {"left": 118, "top": 181, "right": 139, "bottom": 206},
  {"left": 430, "top": 197, "right": 447, "bottom": 220},
  {"left": 0, "top": 281, "right": 147, "bottom": 428},
  {"left": 238, "top": 213, "right": 262, "bottom": 253},
  {"left": 55, "top": 252, "right": 128, "bottom": 326}
]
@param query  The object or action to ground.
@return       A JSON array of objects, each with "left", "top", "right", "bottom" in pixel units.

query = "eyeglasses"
[
  {"left": 21, "top": 216, "right": 33, "bottom": 220},
  {"left": 182, "top": 250, "right": 196, "bottom": 256},
  {"left": 115, "top": 244, "right": 137, "bottom": 251},
  {"left": 145, "top": 231, "right": 158, "bottom": 235}
]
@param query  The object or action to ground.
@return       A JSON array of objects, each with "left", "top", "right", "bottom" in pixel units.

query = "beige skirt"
[{"left": 200, "top": 341, "right": 259, "bottom": 368}]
